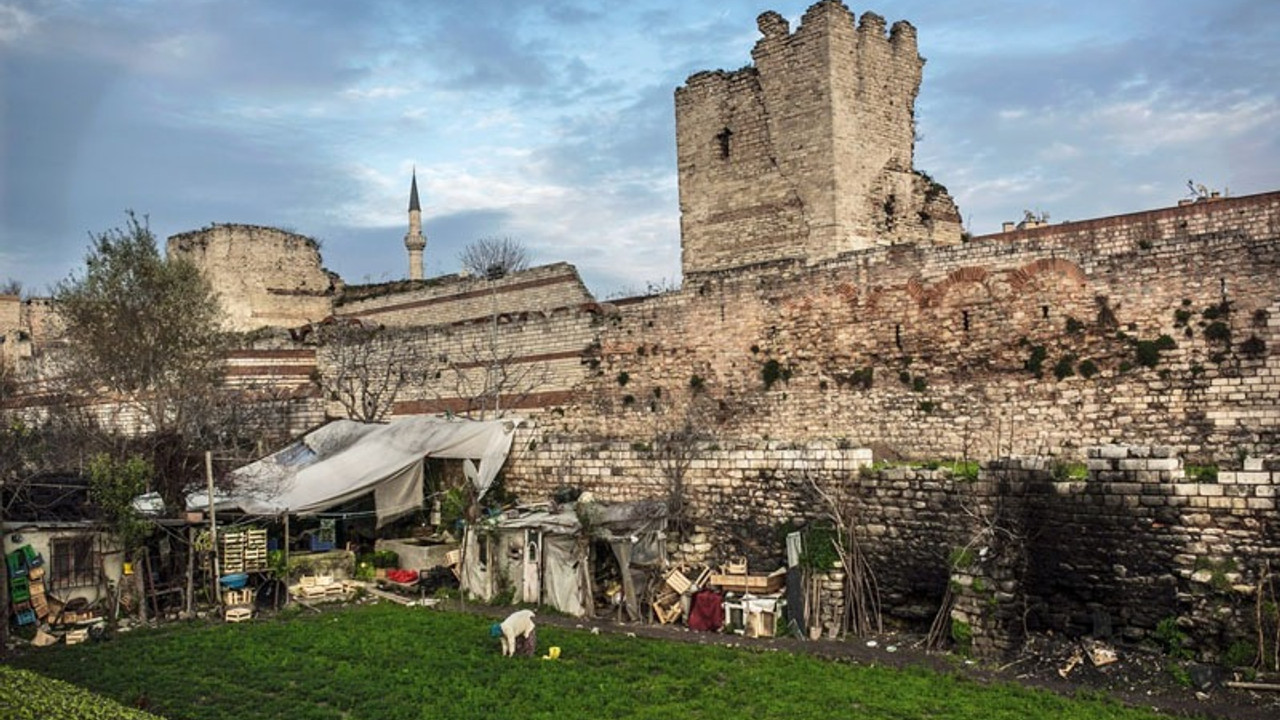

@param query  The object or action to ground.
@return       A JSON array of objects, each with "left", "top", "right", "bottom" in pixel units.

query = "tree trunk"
[
  {"left": 133, "top": 550, "right": 149, "bottom": 624},
  {"left": 0, "top": 506, "right": 10, "bottom": 658}
]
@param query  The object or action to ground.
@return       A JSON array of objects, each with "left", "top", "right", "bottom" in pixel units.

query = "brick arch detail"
[
  {"left": 916, "top": 266, "right": 992, "bottom": 308},
  {"left": 1007, "top": 257, "right": 1089, "bottom": 293}
]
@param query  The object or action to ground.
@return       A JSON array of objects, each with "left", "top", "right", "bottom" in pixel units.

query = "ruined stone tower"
[
  {"left": 405, "top": 169, "right": 427, "bottom": 280},
  {"left": 675, "top": 1, "right": 962, "bottom": 276}
]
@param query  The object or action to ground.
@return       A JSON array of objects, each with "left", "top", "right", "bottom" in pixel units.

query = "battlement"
[{"left": 677, "top": 1, "right": 960, "bottom": 278}]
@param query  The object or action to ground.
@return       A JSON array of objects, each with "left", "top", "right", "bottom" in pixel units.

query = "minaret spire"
[{"left": 404, "top": 166, "right": 426, "bottom": 280}]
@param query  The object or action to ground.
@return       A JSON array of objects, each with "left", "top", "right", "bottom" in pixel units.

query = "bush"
[
  {"left": 1204, "top": 321, "right": 1231, "bottom": 345},
  {"left": 762, "top": 359, "right": 791, "bottom": 390},
  {"left": 1024, "top": 345, "right": 1047, "bottom": 378},
  {"left": 0, "top": 666, "right": 163, "bottom": 720},
  {"left": 1053, "top": 354, "right": 1076, "bottom": 381},
  {"left": 1078, "top": 359, "right": 1098, "bottom": 379},
  {"left": 1240, "top": 335, "right": 1266, "bottom": 357}
]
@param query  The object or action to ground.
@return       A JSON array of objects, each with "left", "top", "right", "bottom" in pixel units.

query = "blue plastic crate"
[{"left": 14, "top": 608, "right": 36, "bottom": 626}]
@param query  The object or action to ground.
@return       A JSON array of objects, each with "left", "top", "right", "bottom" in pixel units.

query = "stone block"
[
  {"left": 1198, "top": 484, "right": 1224, "bottom": 497},
  {"left": 1097, "top": 445, "right": 1128, "bottom": 459},
  {"left": 1244, "top": 457, "right": 1264, "bottom": 471}
]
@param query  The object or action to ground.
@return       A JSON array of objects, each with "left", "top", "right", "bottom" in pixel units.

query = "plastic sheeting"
[
  {"left": 460, "top": 500, "right": 666, "bottom": 618},
  {"left": 186, "top": 415, "right": 519, "bottom": 525}
]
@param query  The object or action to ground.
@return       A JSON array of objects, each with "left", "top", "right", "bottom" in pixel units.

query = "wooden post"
[
  {"left": 283, "top": 513, "right": 290, "bottom": 582},
  {"left": 185, "top": 526, "right": 195, "bottom": 615},
  {"left": 207, "top": 451, "right": 220, "bottom": 607}
]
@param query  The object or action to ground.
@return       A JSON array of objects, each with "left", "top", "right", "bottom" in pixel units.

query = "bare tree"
[
  {"left": 312, "top": 321, "right": 431, "bottom": 422},
  {"left": 459, "top": 236, "right": 530, "bottom": 280},
  {"left": 439, "top": 317, "right": 547, "bottom": 419}
]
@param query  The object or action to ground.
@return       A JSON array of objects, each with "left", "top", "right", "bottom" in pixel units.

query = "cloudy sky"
[{"left": 2, "top": 0, "right": 1277, "bottom": 299}]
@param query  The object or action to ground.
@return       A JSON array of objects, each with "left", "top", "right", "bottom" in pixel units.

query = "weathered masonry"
[{"left": 4, "top": 1, "right": 1278, "bottom": 660}]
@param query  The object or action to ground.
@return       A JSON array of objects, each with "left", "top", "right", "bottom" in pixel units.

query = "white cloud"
[
  {"left": 342, "top": 85, "right": 412, "bottom": 101},
  {"left": 0, "top": 3, "right": 36, "bottom": 45},
  {"left": 1089, "top": 94, "right": 1279, "bottom": 155}
]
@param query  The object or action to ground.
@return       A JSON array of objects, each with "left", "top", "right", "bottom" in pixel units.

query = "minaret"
[{"left": 405, "top": 168, "right": 426, "bottom": 280}]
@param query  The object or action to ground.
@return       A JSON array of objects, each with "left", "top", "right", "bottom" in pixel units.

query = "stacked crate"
[
  {"left": 6, "top": 545, "right": 44, "bottom": 627},
  {"left": 243, "top": 529, "right": 268, "bottom": 571},
  {"left": 220, "top": 531, "right": 246, "bottom": 574}
]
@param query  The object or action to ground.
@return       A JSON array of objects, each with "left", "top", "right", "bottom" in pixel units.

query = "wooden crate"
[
  {"left": 65, "top": 628, "right": 89, "bottom": 645},
  {"left": 709, "top": 568, "right": 786, "bottom": 595},
  {"left": 225, "top": 607, "right": 253, "bottom": 623}
]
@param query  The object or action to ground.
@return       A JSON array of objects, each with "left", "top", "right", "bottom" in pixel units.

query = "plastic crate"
[
  {"left": 5, "top": 551, "right": 26, "bottom": 578},
  {"left": 21, "top": 545, "right": 41, "bottom": 567},
  {"left": 10, "top": 577, "right": 30, "bottom": 603},
  {"left": 14, "top": 609, "right": 36, "bottom": 626}
]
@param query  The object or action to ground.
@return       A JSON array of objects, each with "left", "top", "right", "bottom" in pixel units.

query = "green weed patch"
[{"left": 12, "top": 603, "right": 1170, "bottom": 719}]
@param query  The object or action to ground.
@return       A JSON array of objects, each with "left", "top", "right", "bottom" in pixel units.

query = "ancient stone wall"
[
  {"left": 337, "top": 263, "right": 593, "bottom": 328},
  {"left": 503, "top": 437, "right": 1279, "bottom": 656},
  {"left": 360, "top": 302, "right": 604, "bottom": 417},
  {"left": 167, "top": 224, "right": 336, "bottom": 332},
  {"left": 565, "top": 192, "right": 1280, "bottom": 464},
  {"left": 675, "top": 1, "right": 961, "bottom": 277}
]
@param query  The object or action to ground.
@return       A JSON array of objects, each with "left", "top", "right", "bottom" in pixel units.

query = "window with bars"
[{"left": 49, "top": 536, "right": 99, "bottom": 589}]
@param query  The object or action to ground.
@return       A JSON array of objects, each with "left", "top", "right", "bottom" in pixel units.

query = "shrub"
[
  {"left": 951, "top": 619, "right": 973, "bottom": 655},
  {"left": 762, "top": 359, "right": 791, "bottom": 389},
  {"left": 1064, "top": 316, "right": 1085, "bottom": 334},
  {"left": 1024, "top": 345, "right": 1047, "bottom": 378},
  {"left": 1155, "top": 616, "right": 1193, "bottom": 660},
  {"left": 1186, "top": 465, "right": 1218, "bottom": 483},
  {"left": 911, "top": 375, "right": 928, "bottom": 393},
  {"left": 689, "top": 374, "right": 705, "bottom": 392},
  {"left": 1135, "top": 336, "right": 1175, "bottom": 369},
  {"left": 1053, "top": 354, "right": 1076, "bottom": 381},
  {"left": 1078, "top": 359, "right": 1098, "bottom": 379},
  {"left": 1223, "top": 640, "right": 1258, "bottom": 668},
  {"left": 1240, "top": 335, "right": 1266, "bottom": 357},
  {"left": 1202, "top": 301, "right": 1230, "bottom": 321},
  {"left": 1204, "top": 321, "right": 1231, "bottom": 345},
  {"left": 616, "top": 371, "right": 630, "bottom": 386}
]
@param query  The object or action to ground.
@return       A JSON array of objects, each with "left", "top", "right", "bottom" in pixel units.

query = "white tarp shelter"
[
  {"left": 461, "top": 499, "right": 667, "bottom": 618},
  {"left": 185, "top": 415, "right": 520, "bottom": 527}
]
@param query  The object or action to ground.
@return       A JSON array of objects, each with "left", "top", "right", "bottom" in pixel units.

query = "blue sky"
[{"left": 2, "top": 0, "right": 1278, "bottom": 299}]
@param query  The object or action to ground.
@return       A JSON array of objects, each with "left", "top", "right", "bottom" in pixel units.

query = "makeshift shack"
[
  {"left": 2, "top": 473, "right": 126, "bottom": 622},
  {"left": 189, "top": 415, "right": 520, "bottom": 527},
  {"left": 461, "top": 499, "right": 667, "bottom": 619}
]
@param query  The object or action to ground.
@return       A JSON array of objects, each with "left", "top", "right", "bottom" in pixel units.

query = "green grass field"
[{"left": 7, "top": 603, "right": 1173, "bottom": 720}]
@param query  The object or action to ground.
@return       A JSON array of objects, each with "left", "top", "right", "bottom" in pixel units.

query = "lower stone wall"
[{"left": 505, "top": 434, "right": 1280, "bottom": 660}]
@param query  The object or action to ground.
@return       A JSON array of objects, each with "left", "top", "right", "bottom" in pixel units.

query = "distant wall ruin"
[{"left": 168, "top": 224, "right": 337, "bottom": 332}]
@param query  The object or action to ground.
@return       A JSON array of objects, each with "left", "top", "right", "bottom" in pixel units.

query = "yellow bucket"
[{"left": 542, "top": 646, "right": 561, "bottom": 660}]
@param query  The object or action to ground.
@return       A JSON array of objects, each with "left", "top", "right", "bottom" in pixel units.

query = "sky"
[{"left": 2, "top": 0, "right": 1278, "bottom": 299}]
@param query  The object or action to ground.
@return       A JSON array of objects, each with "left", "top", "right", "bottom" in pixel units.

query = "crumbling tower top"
[{"left": 675, "top": 1, "right": 961, "bottom": 277}]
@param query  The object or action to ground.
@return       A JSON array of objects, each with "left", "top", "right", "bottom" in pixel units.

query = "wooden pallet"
[{"left": 225, "top": 607, "right": 253, "bottom": 623}]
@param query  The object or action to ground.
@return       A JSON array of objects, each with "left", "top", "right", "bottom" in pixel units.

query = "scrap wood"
[
  {"left": 1058, "top": 648, "right": 1083, "bottom": 678},
  {"left": 1085, "top": 640, "right": 1118, "bottom": 667},
  {"left": 1225, "top": 681, "right": 1280, "bottom": 692},
  {"left": 364, "top": 586, "right": 420, "bottom": 606}
]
